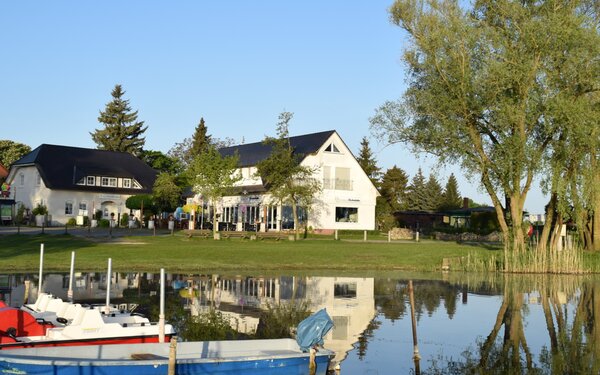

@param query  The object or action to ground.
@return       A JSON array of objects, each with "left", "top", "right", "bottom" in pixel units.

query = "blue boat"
[{"left": 0, "top": 338, "right": 334, "bottom": 375}]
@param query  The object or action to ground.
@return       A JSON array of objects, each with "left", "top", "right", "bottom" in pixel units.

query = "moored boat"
[{"left": 0, "top": 338, "right": 334, "bottom": 375}]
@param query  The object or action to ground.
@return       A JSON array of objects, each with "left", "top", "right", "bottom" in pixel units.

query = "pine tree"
[
  {"left": 440, "top": 173, "right": 462, "bottom": 210},
  {"left": 379, "top": 165, "right": 409, "bottom": 212},
  {"left": 424, "top": 173, "right": 443, "bottom": 210},
  {"left": 357, "top": 136, "right": 380, "bottom": 186},
  {"left": 191, "top": 117, "right": 211, "bottom": 157},
  {"left": 406, "top": 168, "right": 428, "bottom": 211},
  {"left": 91, "top": 84, "right": 147, "bottom": 155}
]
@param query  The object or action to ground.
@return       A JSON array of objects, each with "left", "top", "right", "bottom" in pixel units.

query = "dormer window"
[
  {"left": 87, "top": 176, "right": 95, "bottom": 186},
  {"left": 101, "top": 177, "right": 117, "bottom": 187},
  {"left": 325, "top": 143, "right": 340, "bottom": 153},
  {"left": 123, "top": 179, "right": 131, "bottom": 188}
]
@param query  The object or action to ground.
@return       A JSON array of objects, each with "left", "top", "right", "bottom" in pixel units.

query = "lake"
[{"left": 1, "top": 271, "right": 596, "bottom": 374}]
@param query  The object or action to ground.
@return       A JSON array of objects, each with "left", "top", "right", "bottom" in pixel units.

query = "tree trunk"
[
  {"left": 538, "top": 193, "right": 556, "bottom": 252},
  {"left": 291, "top": 199, "right": 299, "bottom": 240},
  {"left": 509, "top": 193, "right": 526, "bottom": 253},
  {"left": 212, "top": 199, "right": 218, "bottom": 233},
  {"left": 594, "top": 167, "right": 600, "bottom": 251}
]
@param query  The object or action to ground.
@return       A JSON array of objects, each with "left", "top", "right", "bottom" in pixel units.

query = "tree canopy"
[
  {"left": 256, "top": 112, "right": 321, "bottom": 238},
  {"left": 187, "top": 145, "right": 240, "bottom": 232},
  {"left": 357, "top": 136, "right": 381, "bottom": 186},
  {"left": 91, "top": 84, "right": 147, "bottom": 156},
  {"left": 0, "top": 140, "right": 31, "bottom": 167},
  {"left": 371, "top": 0, "right": 600, "bottom": 252}
]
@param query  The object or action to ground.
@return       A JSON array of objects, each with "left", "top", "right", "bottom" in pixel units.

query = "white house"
[
  {"left": 190, "top": 130, "right": 379, "bottom": 233},
  {"left": 5, "top": 144, "right": 157, "bottom": 226}
]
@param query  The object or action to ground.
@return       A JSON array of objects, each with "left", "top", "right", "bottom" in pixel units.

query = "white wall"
[{"left": 10, "top": 165, "right": 134, "bottom": 226}]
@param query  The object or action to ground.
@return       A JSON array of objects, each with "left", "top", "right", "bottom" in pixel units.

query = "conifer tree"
[
  {"left": 406, "top": 168, "right": 428, "bottom": 211},
  {"left": 91, "top": 84, "right": 147, "bottom": 155},
  {"left": 440, "top": 173, "right": 462, "bottom": 211},
  {"left": 357, "top": 136, "right": 380, "bottom": 186},
  {"left": 424, "top": 173, "right": 443, "bottom": 210},
  {"left": 191, "top": 117, "right": 212, "bottom": 157},
  {"left": 379, "top": 165, "right": 409, "bottom": 212}
]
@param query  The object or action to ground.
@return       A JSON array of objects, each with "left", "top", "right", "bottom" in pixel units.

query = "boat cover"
[{"left": 295, "top": 308, "right": 333, "bottom": 352}]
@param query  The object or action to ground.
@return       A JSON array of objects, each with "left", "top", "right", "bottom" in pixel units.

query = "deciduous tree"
[
  {"left": 371, "top": 0, "right": 600, "bottom": 252},
  {"left": 256, "top": 112, "right": 321, "bottom": 239},
  {"left": 187, "top": 146, "right": 240, "bottom": 233},
  {"left": 0, "top": 140, "right": 31, "bottom": 167}
]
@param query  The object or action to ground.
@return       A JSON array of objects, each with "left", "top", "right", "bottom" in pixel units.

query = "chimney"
[{"left": 463, "top": 197, "right": 469, "bottom": 209}]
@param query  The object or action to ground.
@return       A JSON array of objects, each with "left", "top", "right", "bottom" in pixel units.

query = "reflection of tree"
[
  {"left": 356, "top": 317, "right": 382, "bottom": 360},
  {"left": 478, "top": 285, "right": 534, "bottom": 373}
]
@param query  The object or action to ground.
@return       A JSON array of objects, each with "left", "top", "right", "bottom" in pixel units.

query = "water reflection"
[{"left": 2, "top": 272, "right": 600, "bottom": 374}]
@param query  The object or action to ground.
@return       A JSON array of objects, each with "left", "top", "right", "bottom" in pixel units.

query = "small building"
[
  {"left": 5, "top": 144, "right": 157, "bottom": 226},
  {"left": 188, "top": 130, "right": 379, "bottom": 233}
]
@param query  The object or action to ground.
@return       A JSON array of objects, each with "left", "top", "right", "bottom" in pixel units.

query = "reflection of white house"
[
  {"left": 5, "top": 145, "right": 157, "bottom": 226},
  {"left": 184, "top": 275, "right": 376, "bottom": 369},
  {"left": 190, "top": 131, "right": 379, "bottom": 232}
]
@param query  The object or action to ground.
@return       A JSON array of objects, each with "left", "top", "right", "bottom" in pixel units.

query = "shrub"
[
  {"left": 66, "top": 218, "right": 77, "bottom": 226},
  {"left": 32, "top": 204, "right": 48, "bottom": 216},
  {"left": 120, "top": 213, "right": 129, "bottom": 227},
  {"left": 99, "top": 219, "right": 110, "bottom": 228}
]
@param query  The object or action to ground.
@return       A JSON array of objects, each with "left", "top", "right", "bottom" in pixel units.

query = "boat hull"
[{"left": 0, "top": 339, "right": 333, "bottom": 375}]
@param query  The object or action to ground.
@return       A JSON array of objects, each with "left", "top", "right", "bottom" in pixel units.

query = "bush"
[
  {"left": 82, "top": 216, "right": 90, "bottom": 226},
  {"left": 99, "top": 219, "right": 110, "bottom": 228},
  {"left": 66, "top": 218, "right": 77, "bottom": 226},
  {"left": 120, "top": 213, "right": 129, "bottom": 227},
  {"left": 32, "top": 204, "right": 48, "bottom": 216}
]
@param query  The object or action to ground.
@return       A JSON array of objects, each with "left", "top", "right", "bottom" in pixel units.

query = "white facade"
[
  {"left": 204, "top": 132, "right": 379, "bottom": 232},
  {"left": 9, "top": 165, "right": 133, "bottom": 226}
]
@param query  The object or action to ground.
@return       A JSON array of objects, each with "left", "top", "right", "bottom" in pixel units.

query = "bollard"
[
  {"left": 334, "top": 230, "right": 338, "bottom": 240},
  {"left": 363, "top": 230, "right": 367, "bottom": 242},
  {"left": 388, "top": 230, "right": 391, "bottom": 243},
  {"left": 415, "top": 231, "right": 419, "bottom": 242}
]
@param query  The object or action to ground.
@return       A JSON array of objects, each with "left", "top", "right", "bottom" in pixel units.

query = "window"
[
  {"left": 122, "top": 179, "right": 131, "bottom": 188},
  {"left": 19, "top": 173, "right": 24, "bottom": 186},
  {"left": 101, "top": 177, "right": 117, "bottom": 187},
  {"left": 334, "top": 167, "right": 352, "bottom": 190},
  {"left": 325, "top": 143, "right": 340, "bottom": 153},
  {"left": 334, "top": 282, "right": 357, "bottom": 298},
  {"left": 78, "top": 202, "right": 88, "bottom": 216},
  {"left": 87, "top": 176, "right": 95, "bottom": 186},
  {"left": 335, "top": 207, "right": 358, "bottom": 223},
  {"left": 323, "top": 166, "right": 332, "bottom": 189},
  {"left": 65, "top": 201, "right": 73, "bottom": 215}
]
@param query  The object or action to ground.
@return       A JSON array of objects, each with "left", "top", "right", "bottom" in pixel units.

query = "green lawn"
[{"left": 0, "top": 233, "right": 501, "bottom": 273}]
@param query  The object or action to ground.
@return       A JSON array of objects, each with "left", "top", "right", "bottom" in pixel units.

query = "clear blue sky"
[{"left": 0, "top": 1, "right": 547, "bottom": 213}]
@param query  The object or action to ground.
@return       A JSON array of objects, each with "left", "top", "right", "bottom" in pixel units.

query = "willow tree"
[{"left": 372, "top": 0, "right": 600, "bottom": 253}]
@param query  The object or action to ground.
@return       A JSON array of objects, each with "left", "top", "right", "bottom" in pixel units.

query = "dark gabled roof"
[
  {"left": 219, "top": 130, "right": 336, "bottom": 167},
  {"left": 11, "top": 144, "right": 157, "bottom": 194}
]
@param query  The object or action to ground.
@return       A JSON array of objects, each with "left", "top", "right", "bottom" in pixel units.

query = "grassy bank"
[{"left": 0, "top": 233, "right": 500, "bottom": 272}]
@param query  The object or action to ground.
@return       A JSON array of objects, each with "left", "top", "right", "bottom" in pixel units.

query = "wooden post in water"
[
  {"left": 408, "top": 280, "right": 421, "bottom": 374},
  {"left": 38, "top": 244, "right": 44, "bottom": 295},
  {"left": 67, "top": 251, "right": 75, "bottom": 301},
  {"left": 23, "top": 280, "right": 30, "bottom": 304},
  {"left": 168, "top": 337, "right": 177, "bottom": 375},
  {"left": 159, "top": 268, "right": 165, "bottom": 343}
]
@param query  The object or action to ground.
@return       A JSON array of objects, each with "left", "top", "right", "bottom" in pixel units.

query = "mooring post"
[
  {"left": 23, "top": 280, "right": 30, "bottom": 304},
  {"left": 38, "top": 244, "right": 44, "bottom": 294},
  {"left": 409, "top": 280, "right": 421, "bottom": 374},
  {"left": 168, "top": 337, "right": 177, "bottom": 375}
]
